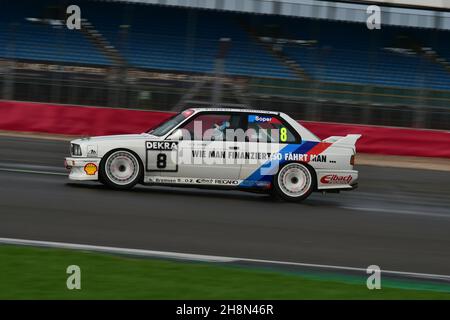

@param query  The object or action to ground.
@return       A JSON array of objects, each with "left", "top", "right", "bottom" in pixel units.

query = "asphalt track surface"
[{"left": 0, "top": 136, "right": 449, "bottom": 276}]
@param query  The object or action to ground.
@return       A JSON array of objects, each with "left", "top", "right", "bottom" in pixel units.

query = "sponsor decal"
[
  {"left": 149, "top": 177, "right": 178, "bottom": 184},
  {"left": 281, "top": 153, "right": 327, "bottom": 162},
  {"left": 146, "top": 141, "right": 179, "bottom": 172},
  {"left": 83, "top": 163, "right": 98, "bottom": 175},
  {"left": 145, "top": 176, "right": 240, "bottom": 186},
  {"left": 191, "top": 150, "right": 272, "bottom": 160},
  {"left": 248, "top": 115, "right": 272, "bottom": 123},
  {"left": 310, "top": 154, "right": 327, "bottom": 163},
  {"left": 87, "top": 145, "right": 97, "bottom": 157},
  {"left": 196, "top": 178, "right": 213, "bottom": 184},
  {"left": 195, "top": 178, "right": 239, "bottom": 185},
  {"left": 320, "top": 174, "right": 352, "bottom": 184},
  {"left": 146, "top": 141, "right": 178, "bottom": 151}
]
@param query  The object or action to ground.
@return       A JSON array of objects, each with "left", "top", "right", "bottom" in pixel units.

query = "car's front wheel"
[
  {"left": 99, "top": 149, "right": 143, "bottom": 190},
  {"left": 272, "top": 162, "right": 315, "bottom": 202}
]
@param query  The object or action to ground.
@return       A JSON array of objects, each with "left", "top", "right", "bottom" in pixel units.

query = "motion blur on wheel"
[{"left": 0, "top": 0, "right": 450, "bottom": 309}]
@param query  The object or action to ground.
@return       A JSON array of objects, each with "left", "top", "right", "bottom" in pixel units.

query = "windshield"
[{"left": 148, "top": 109, "right": 194, "bottom": 136}]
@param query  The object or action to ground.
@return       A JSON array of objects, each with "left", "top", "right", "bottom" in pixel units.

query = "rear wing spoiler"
[{"left": 323, "top": 134, "right": 362, "bottom": 150}]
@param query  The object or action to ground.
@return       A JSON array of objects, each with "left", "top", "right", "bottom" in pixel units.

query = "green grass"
[{"left": 0, "top": 244, "right": 449, "bottom": 299}]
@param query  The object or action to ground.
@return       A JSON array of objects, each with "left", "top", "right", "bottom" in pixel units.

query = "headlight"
[{"left": 71, "top": 144, "right": 82, "bottom": 156}]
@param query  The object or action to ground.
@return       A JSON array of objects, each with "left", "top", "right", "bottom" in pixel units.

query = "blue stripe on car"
[{"left": 240, "top": 141, "right": 318, "bottom": 187}]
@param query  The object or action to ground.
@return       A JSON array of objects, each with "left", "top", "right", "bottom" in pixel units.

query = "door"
[
  {"left": 239, "top": 113, "right": 300, "bottom": 187},
  {"left": 162, "top": 112, "right": 246, "bottom": 184}
]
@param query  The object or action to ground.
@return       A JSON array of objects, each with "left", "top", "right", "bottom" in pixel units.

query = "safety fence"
[{"left": 1, "top": 100, "right": 449, "bottom": 158}]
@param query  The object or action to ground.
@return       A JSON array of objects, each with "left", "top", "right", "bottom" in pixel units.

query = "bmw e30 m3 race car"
[{"left": 65, "top": 108, "right": 361, "bottom": 202}]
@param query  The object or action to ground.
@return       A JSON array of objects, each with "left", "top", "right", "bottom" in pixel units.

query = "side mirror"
[{"left": 168, "top": 129, "right": 184, "bottom": 141}]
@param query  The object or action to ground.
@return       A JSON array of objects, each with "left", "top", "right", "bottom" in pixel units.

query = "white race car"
[{"left": 65, "top": 108, "right": 361, "bottom": 202}]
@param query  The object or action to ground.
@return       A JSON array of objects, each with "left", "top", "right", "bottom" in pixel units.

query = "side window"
[
  {"left": 180, "top": 113, "right": 242, "bottom": 141},
  {"left": 246, "top": 114, "right": 298, "bottom": 143}
]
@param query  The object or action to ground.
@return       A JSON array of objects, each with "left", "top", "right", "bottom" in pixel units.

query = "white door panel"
[{"left": 161, "top": 140, "right": 242, "bottom": 179}]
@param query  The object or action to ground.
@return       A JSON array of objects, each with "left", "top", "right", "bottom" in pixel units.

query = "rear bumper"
[
  {"left": 349, "top": 182, "right": 358, "bottom": 190},
  {"left": 65, "top": 157, "right": 100, "bottom": 181},
  {"left": 316, "top": 169, "right": 358, "bottom": 190}
]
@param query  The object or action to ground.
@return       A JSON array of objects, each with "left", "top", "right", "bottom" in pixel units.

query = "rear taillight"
[{"left": 350, "top": 155, "right": 355, "bottom": 166}]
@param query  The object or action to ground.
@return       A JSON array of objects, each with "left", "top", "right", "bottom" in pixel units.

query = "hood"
[{"left": 72, "top": 133, "right": 160, "bottom": 144}]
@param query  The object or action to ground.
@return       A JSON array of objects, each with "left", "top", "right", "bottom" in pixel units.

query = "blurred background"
[
  {"left": 1, "top": 1, "right": 450, "bottom": 298},
  {"left": 1, "top": 0, "right": 450, "bottom": 130}
]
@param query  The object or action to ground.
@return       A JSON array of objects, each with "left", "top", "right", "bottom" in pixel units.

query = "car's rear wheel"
[
  {"left": 100, "top": 150, "right": 143, "bottom": 190},
  {"left": 272, "top": 162, "right": 314, "bottom": 202}
]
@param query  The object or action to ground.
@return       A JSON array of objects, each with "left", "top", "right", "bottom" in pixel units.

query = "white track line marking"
[
  {"left": 0, "top": 238, "right": 234, "bottom": 263},
  {"left": 1, "top": 237, "right": 449, "bottom": 282},
  {"left": 341, "top": 206, "right": 450, "bottom": 219},
  {"left": 0, "top": 168, "right": 66, "bottom": 176}
]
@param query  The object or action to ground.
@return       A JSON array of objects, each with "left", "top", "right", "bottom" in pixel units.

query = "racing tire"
[
  {"left": 272, "top": 162, "right": 315, "bottom": 202},
  {"left": 99, "top": 149, "right": 143, "bottom": 190}
]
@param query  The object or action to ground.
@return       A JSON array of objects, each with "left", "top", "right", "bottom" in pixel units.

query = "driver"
[{"left": 210, "top": 120, "right": 230, "bottom": 140}]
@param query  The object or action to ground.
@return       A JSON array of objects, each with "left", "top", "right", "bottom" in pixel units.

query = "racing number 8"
[
  {"left": 157, "top": 153, "right": 167, "bottom": 169},
  {"left": 280, "top": 127, "right": 287, "bottom": 142}
]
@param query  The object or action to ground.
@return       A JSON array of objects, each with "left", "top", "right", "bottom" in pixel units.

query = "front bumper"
[{"left": 65, "top": 157, "right": 101, "bottom": 181}]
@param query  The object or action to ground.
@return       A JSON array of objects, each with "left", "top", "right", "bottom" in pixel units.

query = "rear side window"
[{"left": 246, "top": 114, "right": 298, "bottom": 143}]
